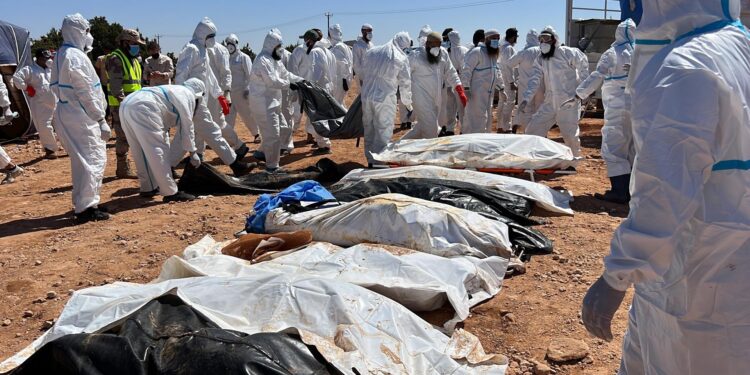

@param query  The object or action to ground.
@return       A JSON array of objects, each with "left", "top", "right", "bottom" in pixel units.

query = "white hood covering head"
[
  {"left": 392, "top": 31, "right": 412, "bottom": 50},
  {"left": 539, "top": 25, "right": 560, "bottom": 47},
  {"left": 262, "top": 29, "right": 283, "bottom": 54},
  {"left": 61, "top": 13, "right": 90, "bottom": 50},
  {"left": 183, "top": 78, "right": 205, "bottom": 98},
  {"left": 329, "top": 24, "right": 344, "bottom": 43},
  {"left": 192, "top": 17, "right": 217, "bottom": 46},
  {"left": 525, "top": 29, "right": 540, "bottom": 48},
  {"left": 614, "top": 18, "right": 636, "bottom": 47},
  {"left": 448, "top": 30, "right": 461, "bottom": 47},
  {"left": 225, "top": 33, "right": 239, "bottom": 47}
]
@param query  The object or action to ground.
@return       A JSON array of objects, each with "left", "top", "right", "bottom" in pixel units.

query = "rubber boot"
[
  {"left": 116, "top": 154, "right": 137, "bottom": 179},
  {"left": 595, "top": 174, "right": 630, "bottom": 204}
]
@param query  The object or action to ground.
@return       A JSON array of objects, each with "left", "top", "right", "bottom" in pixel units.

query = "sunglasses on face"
[{"left": 539, "top": 34, "right": 553, "bottom": 43}]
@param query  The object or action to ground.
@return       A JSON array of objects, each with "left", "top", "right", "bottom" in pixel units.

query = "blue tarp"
[{"left": 245, "top": 180, "right": 334, "bottom": 233}]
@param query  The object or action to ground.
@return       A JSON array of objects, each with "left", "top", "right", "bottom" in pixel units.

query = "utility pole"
[
  {"left": 325, "top": 12, "right": 332, "bottom": 34},
  {"left": 155, "top": 34, "right": 161, "bottom": 45}
]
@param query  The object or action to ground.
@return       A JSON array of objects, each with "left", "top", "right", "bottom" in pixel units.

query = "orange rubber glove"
[
  {"left": 455, "top": 85, "right": 467, "bottom": 107},
  {"left": 218, "top": 95, "right": 230, "bottom": 115}
]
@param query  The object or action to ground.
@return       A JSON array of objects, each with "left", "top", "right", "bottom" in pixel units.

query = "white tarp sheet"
[
  {"left": 265, "top": 193, "right": 513, "bottom": 258},
  {"left": 336, "top": 165, "right": 575, "bottom": 215},
  {"left": 373, "top": 133, "right": 579, "bottom": 170},
  {"left": 0, "top": 275, "right": 508, "bottom": 374},
  {"left": 157, "top": 237, "right": 509, "bottom": 330}
]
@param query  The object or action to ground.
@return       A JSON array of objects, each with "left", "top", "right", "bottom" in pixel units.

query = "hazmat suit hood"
[
  {"left": 613, "top": 18, "right": 636, "bottom": 47},
  {"left": 61, "top": 14, "right": 91, "bottom": 51},
  {"left": 329, "top": 24, "right": 344, "bottom": 44},
  {"left": 191, "top": 17, "right": 217, "bottom": 48},
  {"left": 448, "top": 31, "right": 461, "bottom": 48},
  {"left": 540, "top": 26, "right": 561, "bottom": 47},
  {"left": 183, "top": 78, "right": 205, "bottom": 99},
  {"left": 525, "top": 29, "right": 540, "bottom": 49},
  {"left": 392, "top": 32, "right": 412, "bottom": 51},
  {"left": 316, "top": 38, "right": 332, "bottom": 49},
  {"left": 262, "top": 30, "right": 283, "bottom": 54},
  {"left": 225, "top": 33, "right": 240, "bottom": 50},
  {"left": 418, "top": 25, "right": 432, "bottom": 46}
]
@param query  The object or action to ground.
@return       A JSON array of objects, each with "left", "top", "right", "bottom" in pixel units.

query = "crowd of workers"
[{"left": 1, "top": 1, "right": 749, "bottom": 373}]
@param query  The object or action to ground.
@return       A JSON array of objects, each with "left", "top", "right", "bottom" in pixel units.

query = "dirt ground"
[{"left": 0, "top": 85, "right": 631, "bottom": 374}]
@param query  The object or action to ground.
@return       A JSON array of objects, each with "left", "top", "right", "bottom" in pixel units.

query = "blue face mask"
[
  {"left": 442, "top": 41, "right": 450, "bottom": 49},
  {"left": 489, "top": 39, "right": 500, "bottom": 48},
  {"left": 129, "top": 45, "right": 140, "bottom": 57}
]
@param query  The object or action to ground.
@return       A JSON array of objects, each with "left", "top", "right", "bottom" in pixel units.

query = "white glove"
[
  {"left": 224, "top": 90, "right": 232, "bottom": 104},
  {"left": 189, "top": 152, "right": 201, "bottom": 168},
  {"left": 98, "top": 119, "right": 111, "bottom": 142},
  {"left": 0, "top": 107, "right": 18, "bottom": 126}
]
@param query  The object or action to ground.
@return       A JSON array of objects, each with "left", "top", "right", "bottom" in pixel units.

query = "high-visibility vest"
[{"left": 107, "top": 49, "right": 142, "bottom": 106}]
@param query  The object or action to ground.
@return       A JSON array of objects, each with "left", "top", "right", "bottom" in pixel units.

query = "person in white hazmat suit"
[
  {"left": 50, "top": 14, "right": 110, "bottom": 222},
  {"left": 402, "top": 31, "right": 465, "bottom": 140},
  {"left": 0, "top": 79, "right": 23, "bottom": 184},
  {"left": 119, "top": 78, "right": 206, "bottom": 202},
  {"left": 207, "top": 38, "right": 248, "bottom": 157},
  {"left": 397, "top": 25, "right": 432, "bottom": 130},
  {"left": 296, "top": 29, "right": 334, "bottom": 154},
  {"left": 361, "top": 32, "right": 413, "bottom": 167},
  {"left": 496, "top": 28, "right": 519, "bottom": 133},
  {"left": 506, "top": 29, "right": 543, "bottom": 132},
  {"left": 439, "top": 30, "right": 469, "bottom": 136},
  {"left": 519, "top": 26, "right": 588, "bottom": 157},
  {"left": 328, "top": 24, "right": 353, "bottom": 107},
  {"left": 173, "top": 17, "right": 253, "bottom": 176},
  {"left": 287, "top": 43, "right": 308, "bottom": 142},
  {"left": 224, "top": 34, "right": 260, "bottom": 144},
  {"left": 246, "top": 30, "right": 304, "bottom": 173},
  {"left": 277, "top": 46, "right": 296, "bottom": 152},
  {"left": 461, "top": 29, "right": 506, "bottom": 134},
  {"left": 576, "top": 19, "right": 636, "bottom": 204},
  {"left": 352, "top": 23, "right": 373, "bottom": 85},
  {"left": 12, "top": 49, "right": 59, "bottom": 159},
  {"left": 581, "top": 1, "right": 750, "bottom": 374}
]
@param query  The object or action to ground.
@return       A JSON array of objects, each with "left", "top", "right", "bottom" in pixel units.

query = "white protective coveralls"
[
  {"left": 50, "top": 14, "right": 108, "bottom": 214},
  {"left": 397, "top": 25, "right": 431, "bottom": 126},
  {"left": 297, "top": 39, "right": 335, "bottom": 149},
  {"left": 361, "top": 32, "right": 412, "bottom": 164},
  {"left": 12, "top": 63, "right": 58, "bottom": 151},
  {"left": 576, "top": 19, "right": 636, "bottom": 177},
  {"left": 506, "top": 30, "right": 543, "bottom": 131},
  {"left": 599, "top": 1, "right": 750, "bottom": 373},
  {"left": 173, "top": 17, "right": 237, "bottom": 166},
  {"left": 352, "top": 29, "right": 372, "bottom": 82},
  {"left": 496, "top": 39, "right": 517, "bottom": 132},
  {"left": 120, "top": 81, "right": 201, "bottom": 196},
  {"left": 278, "top": 47, "right": 297, "bottom": 151},
  {"left": 402, "top": 46, "right": 461, "bottom": 140},
  {"left": 287, "top": 44, "right": 306, "bottom": 133},
  {"left": 246, "top": 31, "right": 303, "bottom": 170},
  {"left": 439, "top": 31, "right": 469, "bottom": 133},
  {"left": 461, "top": 44, "right": 504, "bottom": 134},
  {"left": 0, "top": 80, "right": 13, "bottom": 168},
  {"left": 207, "top": 42, "right": 242, "bottom": 149},
  {"left": 225, "top": 34, "right": 259, "bottom": 139},
  {"left": 328, "top": 24, "right": 353, "bottom": 106},
  {"left": 523, "top": 26, "right": 588, "bottom": 157}
]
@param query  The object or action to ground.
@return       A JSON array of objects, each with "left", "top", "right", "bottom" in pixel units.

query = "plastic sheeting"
[
  {"left": 328, "top": 178, "right": 553, "bottom": 255},
  {"left": 6, "top": 295, "right": 335, "bottom": 375},
  {"left": 337, "top": 165, "right": 574, "bottom": 215},
  {"left": 0, "top": 275, "right": 508, "bottom": 374},
  {"left": 295, "top": 79, "right": 364, "bottom": 139},
  {"left": 0, "top": 20, "right": 33, "bottom": 141},
  {"left": 373, "top": 134, "right": 579, "bottom": 170},
  {"left": 264, "top": 193, "right": 512, "bottom": 258},
  {"left": 177, "top": 158, "right": 343, "bottom": 195},
  {"left": 157, "top": 237, "right": 509, "bottom": 331}
]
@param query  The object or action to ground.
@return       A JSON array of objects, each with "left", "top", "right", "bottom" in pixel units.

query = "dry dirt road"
[{"left": 0, "top": 87, "right": 630, "bottom": 375}]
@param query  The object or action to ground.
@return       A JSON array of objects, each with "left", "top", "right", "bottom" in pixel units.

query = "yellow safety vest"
[{"left": 107, "top": 49, "right": 142, "bottom": 107}]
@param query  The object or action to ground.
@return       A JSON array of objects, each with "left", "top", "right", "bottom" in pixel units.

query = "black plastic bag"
[
  {"left": 294, "top": 80, "right": 363, "bottom": 139},
  {"left": 6, "top": 294, "right": 338, "bottom": 375}
]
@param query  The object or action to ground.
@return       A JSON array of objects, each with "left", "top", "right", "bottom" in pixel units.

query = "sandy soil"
[{"left": 0, "top": 85, "right": 630, "bottom": 374}]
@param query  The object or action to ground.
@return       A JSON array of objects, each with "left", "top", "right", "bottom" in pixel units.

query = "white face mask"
[
  {"left": 275, "top": 47, "right": 284, "bottom": 56},
  {"left": 366, "top": 32, "right": 373, "bottom": 41},
  {"left": 45, "top": 59, "right": 53, "bottom": 68},
  {"left": 227, "top": 44, "right": 236, "bottom": 54},
  {"left": 429, "top": 47, "right": 440, "bottom": 57},
  {"left": 540, "top": 42, "right": 551, "bottom": 54},
  {"left": 84, "top": 33, "right": 94, "bottom": 50},
  {"left": 205, "top": 37, "right": 216, "bottom": 48}
]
